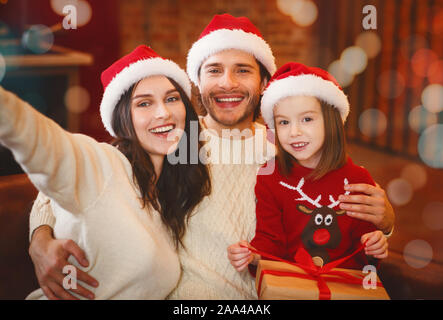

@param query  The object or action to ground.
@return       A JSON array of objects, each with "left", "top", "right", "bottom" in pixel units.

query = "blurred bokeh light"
[
  {"left": 277, "top": 0, "right": 318, "bottom": 27},
  {"left": 403, "top": 239, "right": 433, "bottom": 269},
  {"left": 21, "top": 24, "right": 54, "bottom": 54},
  {"left": 328, "top": 59, "right": 354, "bottom": 87},
  {"left": 387, "top": 178, "right": 413, "bottom": 206},
  {"left": 355, "top": 31, "right": 381, "bottom": 59},
  {"left": 340, "top": 46, "right": 368, "bottom": 75},
  {"left": 400, "top": 163, "right": 427, "bottom": 190},
  {"left": 421, "top": 84, "right": 443, "bottom": 114},
  {"left": 50, "top": 0, "right": 77, "bottom": 15},
  {"left": 358, "top": 108, "right": 387, "bottom": 138},
  {"left": 64, "top": 85, "right": 90, "bottom": 114},
  {"left": 276, "top": 0, "right": 293, "bottom": 13},
  {"left": 411, "top": 49, "right": 439, "bottom": 78},
  {"left": 418, "top": 124, "right": 443, "bottom": 169},
  {"left": 290, "top": 1, "right": 318, "bottom": 27},
  {"left": 50, "top": 0, "right": 92, "bottom": 27},
  {"left": 408, "top": 105, "right": 438, "bottom": 133},
  {"left": 76, "top": 0, "right": 93, "bottom": 27}
]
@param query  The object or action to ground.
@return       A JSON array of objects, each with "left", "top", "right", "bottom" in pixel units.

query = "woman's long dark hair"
[{"left": 111, "top": 77, "right": 211, "bottom": 249}]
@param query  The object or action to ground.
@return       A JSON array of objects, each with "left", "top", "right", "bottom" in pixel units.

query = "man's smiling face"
[{"left": 198, "top": 49, "right": 266, "bottom": 128}]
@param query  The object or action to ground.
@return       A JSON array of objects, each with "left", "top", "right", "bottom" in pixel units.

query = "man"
[{"left": 28, "top": 14, "right": 395, "bottom": 300}]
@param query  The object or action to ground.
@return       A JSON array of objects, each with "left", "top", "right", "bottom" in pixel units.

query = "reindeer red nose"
[{"left": 313, "top": 229, "right": 330, "bottom": 245}]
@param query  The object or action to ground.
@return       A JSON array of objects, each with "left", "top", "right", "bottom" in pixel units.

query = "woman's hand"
[
  {"left": 227, "top": 240, "right": 260, "bottom": 272},
  {"left": 29, "top": 226, "right": 99, "bottom": 300},
  {"left": 339, "top": 183, "right": 395, "bottom": 235},
  {"left": 361, "top": 230, "right": 388, "bottom": 259}
]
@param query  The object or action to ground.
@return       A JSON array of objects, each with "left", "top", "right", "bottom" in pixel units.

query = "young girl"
[
  {"left": 0, "top": 45, "right": 211, "bottom": 299},
  {"left": 228, "top": 62, "right": 388, "bottom": 273}
]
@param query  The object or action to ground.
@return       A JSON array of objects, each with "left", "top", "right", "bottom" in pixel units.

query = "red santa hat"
[
  {"left": 261, "top": 62, "right": 350, "bottom": 129},
  {"left": 186, "top": 13, "right": 277, "bottom": 86},
  {"left": 100, "top": 45, "right": 191, "bottom": 137}
]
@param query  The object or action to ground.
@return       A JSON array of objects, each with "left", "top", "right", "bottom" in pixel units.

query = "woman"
[{"left": 0, "top": 45, "right": 211, "bottom": 299}]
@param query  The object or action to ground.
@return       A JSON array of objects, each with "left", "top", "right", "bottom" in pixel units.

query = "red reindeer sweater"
[{"left": 250, "top": 157, "right": 377, "bottom": 271}]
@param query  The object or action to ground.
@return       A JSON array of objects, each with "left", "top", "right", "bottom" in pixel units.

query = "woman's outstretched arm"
[{"left": 0, "top": 86, "right": 116, "bottom": 213}]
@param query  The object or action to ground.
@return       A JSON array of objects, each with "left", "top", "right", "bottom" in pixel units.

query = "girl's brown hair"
[
  {"left": 111, "top": 77, "right": 211, "bottom": 249},
  {"left": 276, "top": 99, "right": 347, "bottom": 180}
]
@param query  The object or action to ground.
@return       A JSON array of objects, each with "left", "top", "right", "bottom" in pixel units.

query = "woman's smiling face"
[{"left": 130, "top": 75, "right": 186, "bottom": 158}]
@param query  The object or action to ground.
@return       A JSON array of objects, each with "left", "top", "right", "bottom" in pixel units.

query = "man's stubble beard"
[{"left": 200, "top": 91, "right": 261, "bottom": 127}]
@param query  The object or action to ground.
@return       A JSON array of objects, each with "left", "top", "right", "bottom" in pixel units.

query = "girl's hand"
[
  {"left": 361, "top": 231, "right": 389, "bottom": 259},
  {"left": 227, "top": 240, "right": 260, "bottom": 272}
]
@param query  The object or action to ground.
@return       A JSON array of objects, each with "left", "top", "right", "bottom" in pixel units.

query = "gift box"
[{"left": 256, "top": 259, "right": 390, "bottom": 300}]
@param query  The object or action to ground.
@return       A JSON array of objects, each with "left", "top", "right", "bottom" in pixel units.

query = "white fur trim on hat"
[
  {"left": 261, "top": 74, "right": 350, "bottom": 129},
  {"left": 186, "top": 28, "right": 277, "bottom": 86},
  {"left": 100, "top": 58, "right": 191, "bottom": 137}
]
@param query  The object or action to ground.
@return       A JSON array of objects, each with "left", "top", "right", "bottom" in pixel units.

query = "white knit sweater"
[
  {"left": 0, "top": 87, "right": 181, "bottom": 300},
  {"left": 167, "top": 119, "right": 276, "bottom": 299},
  {"left": 27, "top": 115, "right": 276, "bottom": 299}
]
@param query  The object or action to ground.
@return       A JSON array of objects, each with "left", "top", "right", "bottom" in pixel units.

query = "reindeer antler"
[
  {"left": 279, "top": 178, "right": 322, "bottom": 208},
  {"left": 280, "top": 178, "right": 351, "bottom": 209},
  {"left": 327, "top": 178, "right": 351, "bottom": 208}
]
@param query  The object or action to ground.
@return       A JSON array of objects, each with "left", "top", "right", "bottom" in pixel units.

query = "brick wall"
[{"left": 118, "top": 0, "right": 315, "bottom": 70}]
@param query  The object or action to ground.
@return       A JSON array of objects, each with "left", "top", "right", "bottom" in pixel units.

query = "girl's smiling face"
[{"left": 274, "top": 95, "right": 325, "bottom": 169}]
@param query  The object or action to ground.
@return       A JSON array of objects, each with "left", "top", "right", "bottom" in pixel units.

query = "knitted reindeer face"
[
  {"left": 280, "top": 177, "right": 350, "bottom": 266},
  {"left": 297, "top": 204, "right": 345, "bottom": 251}
]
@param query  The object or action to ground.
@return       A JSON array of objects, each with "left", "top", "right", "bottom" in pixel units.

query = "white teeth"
[
  {"left": 292, "top": 142, "right": 308, "bottom": 148},
  {"left": 149, "top": 125, "right": 174, "bottom": 133},
  {"left": 216, "top": 97, "right": 243, "bottom": 102}
]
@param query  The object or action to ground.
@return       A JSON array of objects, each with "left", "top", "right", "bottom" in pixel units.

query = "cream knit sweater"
[
  {"left": 167, "top": 119, "right": 276, "bottom": 299},
  {"left": 28, "top": 115, "right": 275, "bottom": 299},
  {"left": 0, "top": 87, "right": 181, "bottom": 300}
]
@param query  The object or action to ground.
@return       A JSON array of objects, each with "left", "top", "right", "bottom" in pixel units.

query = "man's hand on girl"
[{"left": 338, "top": 183, "right": 395, "bottom": 235}]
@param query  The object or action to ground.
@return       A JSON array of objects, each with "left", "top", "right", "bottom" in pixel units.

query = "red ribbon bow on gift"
[{"left": 242, "top": 243, "right": 383, "bottom": 300}]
